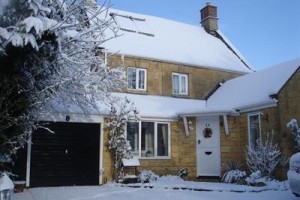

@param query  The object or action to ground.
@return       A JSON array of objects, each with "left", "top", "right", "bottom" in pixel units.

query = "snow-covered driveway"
[
  {"left": 12, "top": 177, "right": 297, "bottom": 200},
  {"left": 12, "top": 184, "right": 296, "bottom": 200}
]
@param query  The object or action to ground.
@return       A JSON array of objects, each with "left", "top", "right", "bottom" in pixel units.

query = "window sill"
[
  {"left": 138, "top": 156, "right": 171, "bottom": 160},
  {"left": 172, "top": 94, "right": 190, "bottom": 98},
  {"left": 126, "top": 90, "right": 149, "bottom": 95}
]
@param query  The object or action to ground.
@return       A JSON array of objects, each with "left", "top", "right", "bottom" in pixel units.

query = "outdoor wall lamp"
[{"left": 188, "top": 120, "right": 194, "bottom": 131}]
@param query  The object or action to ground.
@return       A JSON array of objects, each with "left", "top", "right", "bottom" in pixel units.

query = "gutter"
[
  {"left": 107, "top": 53, "right": 251, "bottom": 75},
  {"left": 234, "top": 99, "right": 278, "bottom": 113}
]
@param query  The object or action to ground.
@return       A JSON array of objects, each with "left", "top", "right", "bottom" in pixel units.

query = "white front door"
[{"left": 196, "top": 116, "right": 221, "bottom": 177}]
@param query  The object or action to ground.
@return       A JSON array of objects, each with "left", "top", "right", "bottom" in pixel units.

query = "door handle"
[{"left": 198, "top": 139, "right": 201, "bottom": 145}]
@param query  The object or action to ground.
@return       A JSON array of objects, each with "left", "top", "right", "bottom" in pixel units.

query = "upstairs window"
[
  {"left": 127, "top": 67, "right": 147, "bottom": 90},
  {"left": 172, "top": 73, "right": 188, "bottom": 95},
  {"left": 248, "top": 113, "right": 261, "bottom": 147}
]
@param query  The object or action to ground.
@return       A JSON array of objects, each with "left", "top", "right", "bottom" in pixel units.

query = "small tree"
[
  {"left": 108, "top": 97, "right": 138, "bottom": 180},
  {"left": 245, "top": 132, "right": 282, "bottom": 178},
  {"left": 0, "top": 0, "right": 125, "bottom": 168},
  {"left": 287, "top": 119, "right": 300, "bottom": 151}
]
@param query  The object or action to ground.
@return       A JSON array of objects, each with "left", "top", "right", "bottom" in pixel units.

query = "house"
[{"left": 12, "top": 2, "right": 299, "bottom": 187}]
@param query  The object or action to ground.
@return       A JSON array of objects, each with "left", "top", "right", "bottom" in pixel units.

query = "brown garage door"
[{"left": 30, "top": 122, "right": 100, "bottom": 187}]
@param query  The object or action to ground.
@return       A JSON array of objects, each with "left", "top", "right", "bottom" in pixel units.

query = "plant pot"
[{"left": 13, "top": 181, "right": 26, "bottom": 193}]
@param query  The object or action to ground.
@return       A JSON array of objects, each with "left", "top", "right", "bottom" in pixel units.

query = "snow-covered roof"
[
  {"left": 48, "top": 92, "right": 206, "bottom": 120},
  {"left": 113, "top": 93, "right": 206, "bottom": 119},
  {"left": 100, "top": 8, "right": 253, "bottom": 74},
  {"left": 207, "top": 57, "right": 300, "bottom": 112},
  {"left": 122, "top": 157, "right": 140, "bottom": 167}
]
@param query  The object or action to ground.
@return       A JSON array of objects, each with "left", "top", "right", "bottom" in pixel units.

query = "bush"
[
  {"left": 287, "top": 119, "right": 300, "bottom": 151},
  {"left": 245, "top": 132, "right": 282, "bottom": 178},
  {"left": 139, "top": 170, "right": 159, "bottom": 183},
  {"left": 221, "top": 160, "right": 246, "bottom": 183}
]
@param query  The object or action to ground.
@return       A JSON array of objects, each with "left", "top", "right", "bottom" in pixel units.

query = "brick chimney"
[{"left": 200, "top": 2, "right": 218, "bottom": 34}]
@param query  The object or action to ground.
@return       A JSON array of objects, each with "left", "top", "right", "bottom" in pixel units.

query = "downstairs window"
[{"left": 126, "top": 121, "right": 170, "bottom": 158}]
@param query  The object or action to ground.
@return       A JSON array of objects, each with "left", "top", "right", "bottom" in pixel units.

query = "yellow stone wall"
[
  {"left": 109, "top": 55, "right": 242, "bottom": 99},
  {"left": 277, "top": 68, "right": 300, "bottom": 157}
]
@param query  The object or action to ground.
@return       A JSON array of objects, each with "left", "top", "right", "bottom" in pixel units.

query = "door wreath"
[{"left": 203, "top": 127, "right": 213, "bottom": 138}]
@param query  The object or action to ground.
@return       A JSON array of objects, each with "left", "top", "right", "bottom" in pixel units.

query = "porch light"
[{"left": 188, "top": 120, "right": 194, "bottom": 131}]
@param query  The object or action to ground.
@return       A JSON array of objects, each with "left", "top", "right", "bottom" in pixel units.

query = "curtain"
[{"left": 158, "top": 124, "right": 168, "bottom": 156}]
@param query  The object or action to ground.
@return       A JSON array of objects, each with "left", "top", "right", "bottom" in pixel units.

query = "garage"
[{"left": 29, "top": 122, "right": 101, "bottom": 187}]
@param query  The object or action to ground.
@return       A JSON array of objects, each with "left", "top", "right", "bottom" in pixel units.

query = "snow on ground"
[{"left": 12, "top": 176, "right": 297, "bottom": 200}]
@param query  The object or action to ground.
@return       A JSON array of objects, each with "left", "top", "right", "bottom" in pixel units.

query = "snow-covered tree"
[
  {"left": 287, "top": 119, "right": 300, "bottom": 151},
  {"left": 108, "top": 97, "right": 138, "bottom": 180},
  {"left": 245, "top": 132, "right": 282, "bottom": 178},
  {"left": 0, "top": 0, "right": 125, "bottom": 167}
]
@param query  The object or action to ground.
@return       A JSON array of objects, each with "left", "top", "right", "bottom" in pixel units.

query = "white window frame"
[
  {"left": 127, "top": 67, "right": 147, "bottom": 91},
  {"left": 172, "top": 73, "right": 188, "bottom": 95},
  {"left": 247, "top": 113, "right": 262, "bottom": 147},
  {"left": 126, "top": 121, "right": 171, "bottom": 159}
]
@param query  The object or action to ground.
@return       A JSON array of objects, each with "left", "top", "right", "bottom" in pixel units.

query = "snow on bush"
[
  {"left": 139, "top": 170, "right": 159, "bottom": 183},
  {"left": 245, "top": 170, "right": 263, "bottom": 185},
  {"left": 139, "top": 170, "right": 185, "bottom": 185},
  {"left": 287, "top": 119, "right": 300, "bottom": 151},
  {"left": 245, "top": 132, "right": 282, "bottom": 178},
  {"left": 0, "top": 0, "right": 125, "bottom": 166},
  {"left": 222, "top": 170, "right": 246, "bottom": 184},
  {"left": 221, "top": 160, "right": 246, "bottom": 184}
]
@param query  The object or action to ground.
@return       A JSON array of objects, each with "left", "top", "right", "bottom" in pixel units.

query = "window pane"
[
  {"left": 138, "top": 70, "right": 145, "bottom": 89},
  {"left": 173, "top": 74, "right": 179, "bottom": 94},
  {"left": 127, "top": 122, "right": 139, "bottom": 156},
  {"left": 157, "top": 124, "right": 169, "bottom": 156},
  {"left": 141, "top": 122, "right": 154, "bottom": 157},
  {"left": 249, "top": 115, "right": 260, "bottom": 147},
  {"left": 127, "top": 68, "right": 136, "bottom": 89},
  {"left": 180, "top": 76, "right": 187, "bottom": 94}
]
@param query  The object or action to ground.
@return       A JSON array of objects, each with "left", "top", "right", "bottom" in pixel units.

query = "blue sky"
[{"left": 98, "top": 0, "right": 300, "bottom": 70}]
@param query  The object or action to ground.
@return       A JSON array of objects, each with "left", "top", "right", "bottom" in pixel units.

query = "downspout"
[{"left": 26, "top": 135, "right": 32, "bottom": 187}]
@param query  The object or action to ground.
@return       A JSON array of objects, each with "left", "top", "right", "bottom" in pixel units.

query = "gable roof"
[
  {"left": 99, "top": 8, "right": 253, "bottom": 74},
  {"left": 207, "top": 57, "right": 300, "bottom": 112}
]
